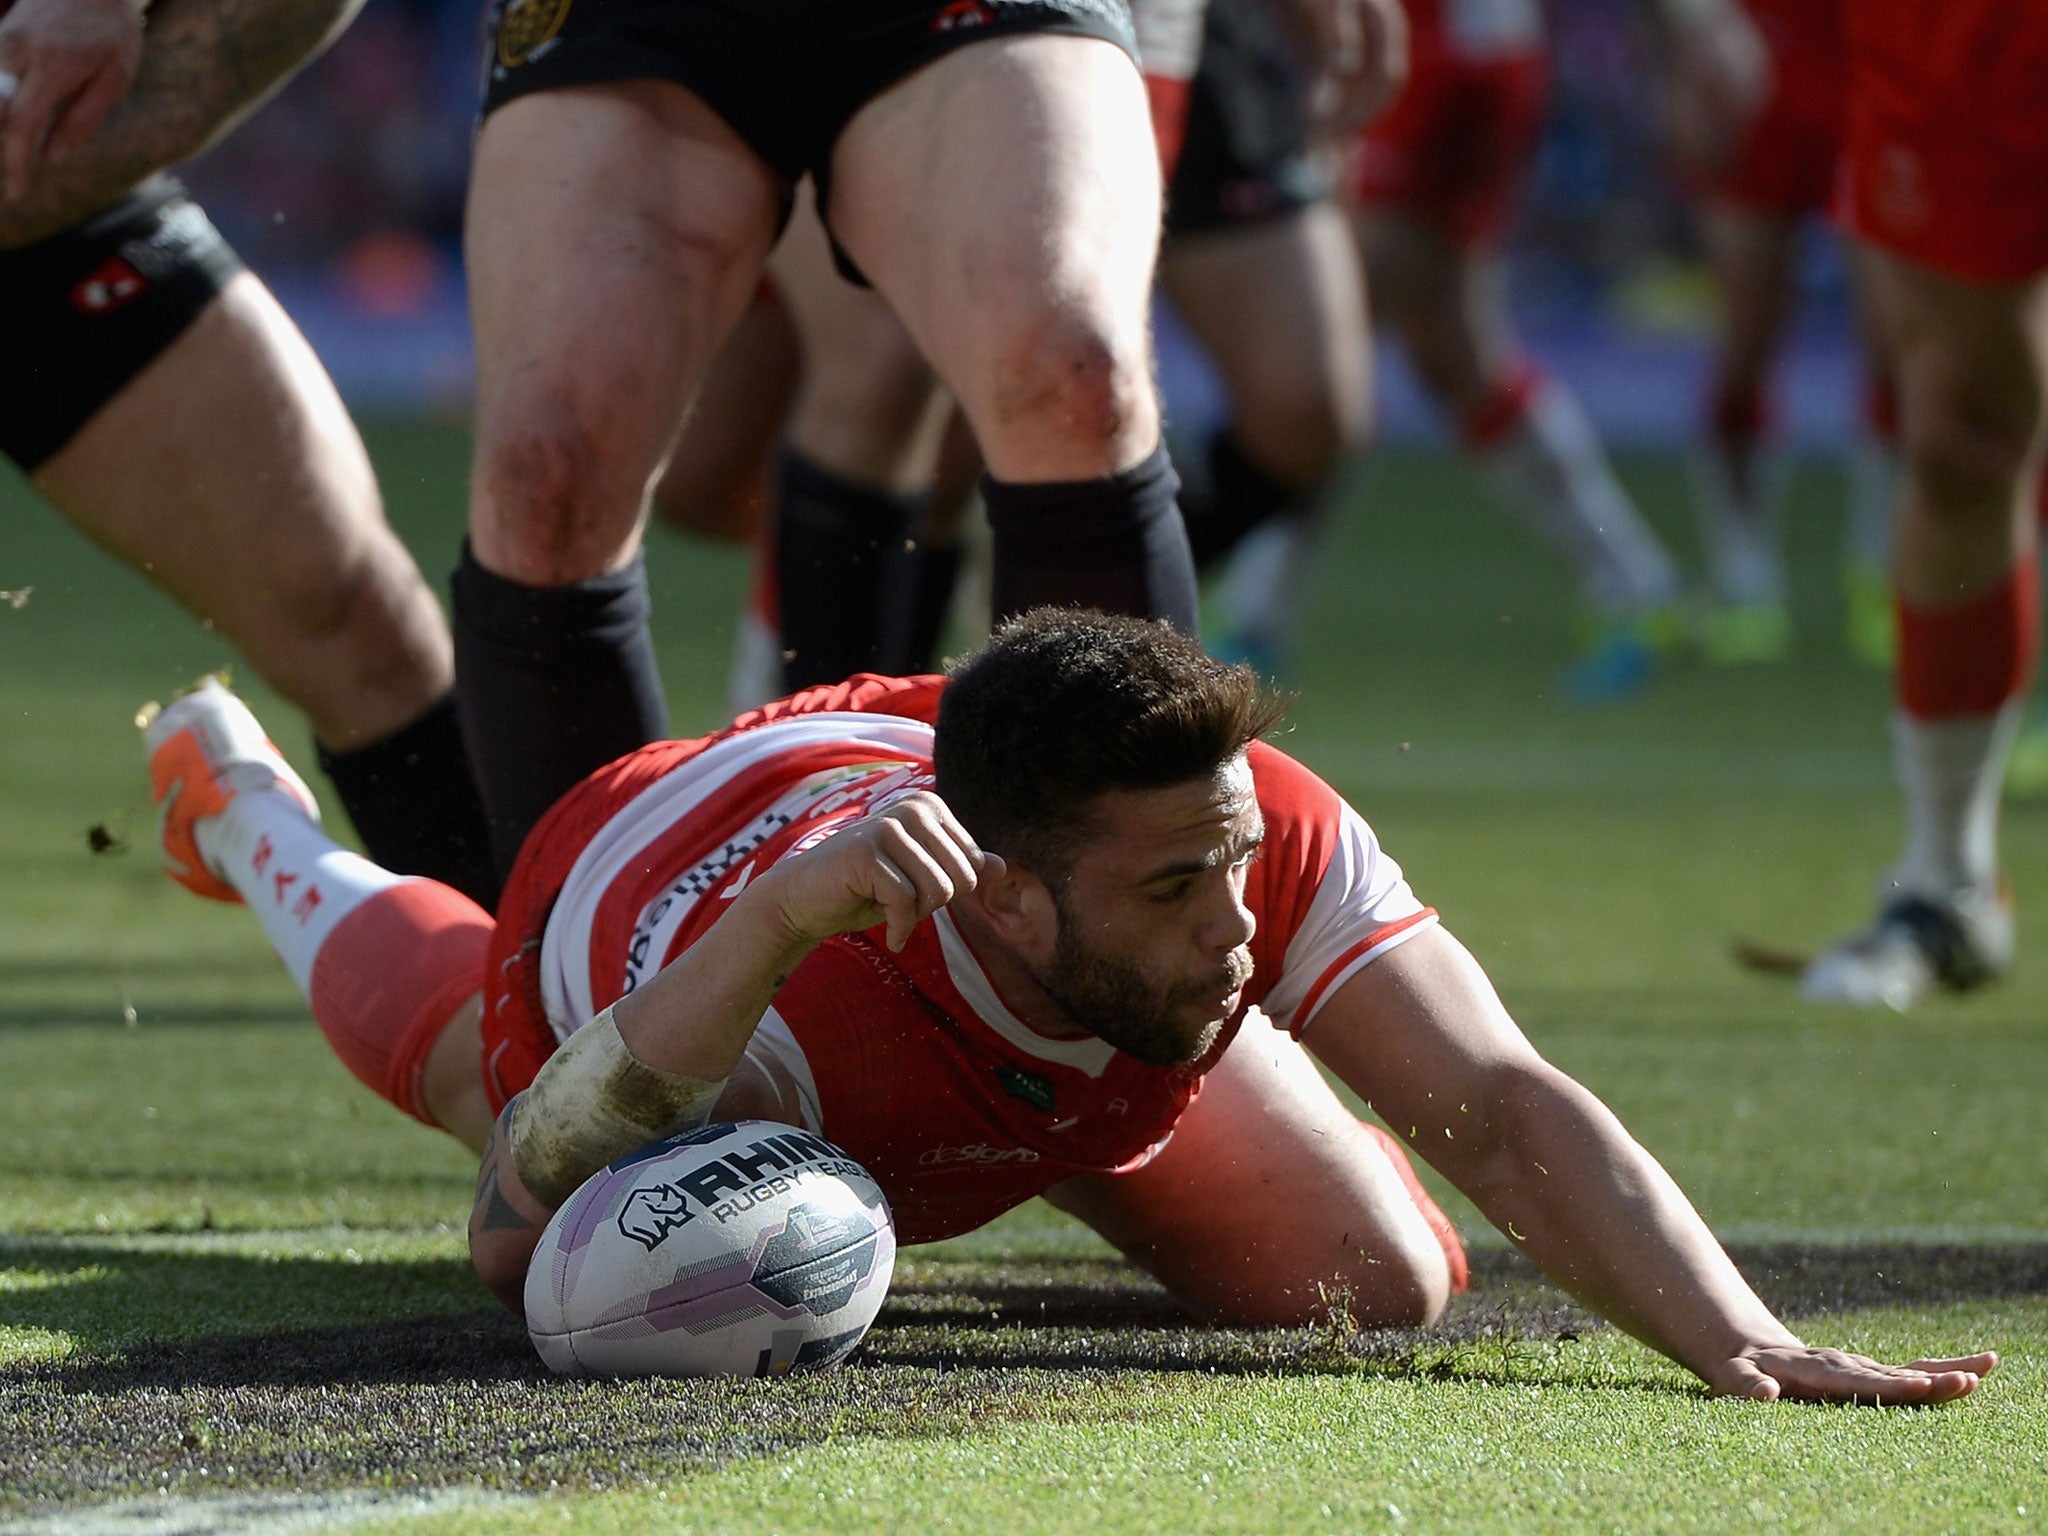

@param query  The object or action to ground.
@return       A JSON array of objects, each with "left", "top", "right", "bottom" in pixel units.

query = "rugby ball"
[{"left": 523, "top": 1120, "right": 896, "bottom": 1378}]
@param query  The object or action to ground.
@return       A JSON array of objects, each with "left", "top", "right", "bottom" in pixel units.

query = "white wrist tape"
[{"left": 507, "top": 1005, "right": 728, "bottom": 1207}]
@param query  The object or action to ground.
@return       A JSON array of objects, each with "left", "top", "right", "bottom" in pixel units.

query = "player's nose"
[{"left": 1198, "top": 880, "right": 1256, "bottom": 954}]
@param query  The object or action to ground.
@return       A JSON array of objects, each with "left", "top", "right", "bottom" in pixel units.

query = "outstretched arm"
[
  {"left": 468, "top": 791, "right": 988, "bottom": 1310},
  {"left": 1306, "top": 925, "right": 1993, "bottom": 1404}
]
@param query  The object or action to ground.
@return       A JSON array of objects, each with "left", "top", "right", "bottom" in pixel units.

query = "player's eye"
[{"left": 1148, "top": 878, "right": 1194, "bottom": 904}]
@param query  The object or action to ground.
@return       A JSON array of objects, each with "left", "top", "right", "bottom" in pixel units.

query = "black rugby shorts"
[
  {"left": 1164, "top": 0, "right": 1331, "bottom": 240},
  {"left": 0, "top": 176, "right": 242, "bottom": 472},
  {"left": 480, "top": 0, "right": 1140, "bottom": 187}
]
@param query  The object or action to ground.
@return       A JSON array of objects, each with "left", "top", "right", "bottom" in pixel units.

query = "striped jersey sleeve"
[{"left": 1243, "top": 742, "right": 1438, "bottom": 1038}]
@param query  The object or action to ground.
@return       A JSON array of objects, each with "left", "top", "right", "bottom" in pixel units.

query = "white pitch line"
[{"left": 0, "top": 1488, "right": 517, "bottom": 1536}]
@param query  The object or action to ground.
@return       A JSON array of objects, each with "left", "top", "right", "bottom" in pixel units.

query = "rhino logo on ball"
[{"left": 617, "top": 1182, "right": 695, "bottom": 1250}]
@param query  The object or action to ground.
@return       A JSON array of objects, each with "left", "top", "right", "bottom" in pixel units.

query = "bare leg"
[
  {"left": 458, "top": 82, "right": 784, "bottom": 870},
  {"left": 1160, "top": 200, "right": 1372, "bottom": 662},
  {"left": 39, "top": 273, "right": 447, "bottom": 748},
  {"left": 1048, "top": 1022, "right": 1452, "bottom": 1328},
  {"left": 1360, "top": 206, "right": 1682, "bottom": 698},
  {"left": 1802, "top": 250, "right": 2047, "bottom": 1006},
  {"left": 765, "top": 191, "right": 952, "bottom": 686},
  {"left": 1692, "top": 199, "right": 1798, "bottom": 646},
  {"left": 648, "top": 286, "right": 803, "bottom": 547},
  {"left": 831, "top": 36, "right": 1196, "bottom": 629}
]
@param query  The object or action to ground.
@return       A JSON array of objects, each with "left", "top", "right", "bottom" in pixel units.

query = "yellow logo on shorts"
[{"left": 497, "top": 0, "right": 572, "bottom": 68}]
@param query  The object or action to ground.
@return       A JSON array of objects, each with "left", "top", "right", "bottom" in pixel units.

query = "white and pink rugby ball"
[{"left": 524, "top": 1120, "right": 896, "bottom": 1378}]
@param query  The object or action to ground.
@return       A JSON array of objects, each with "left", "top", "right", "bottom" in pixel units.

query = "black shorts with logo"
[
  {"left": 1, "top": 176, "right": 242, "bottom": 472},
  {"left": 481, "top": 0, "right": 1140, "bottom": 189},
  {"left": 1164, "top": 0, "right": 1330, "bottom": 239}
]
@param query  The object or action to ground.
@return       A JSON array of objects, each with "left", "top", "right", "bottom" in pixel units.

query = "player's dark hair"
[{"left": 934, "top": 608, "right": 1289, "bottom": 880}]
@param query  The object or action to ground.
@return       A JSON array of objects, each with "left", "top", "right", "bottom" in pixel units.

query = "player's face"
[{"left": 1032, "top": 756, "right": 1263, "bottom": 1066}]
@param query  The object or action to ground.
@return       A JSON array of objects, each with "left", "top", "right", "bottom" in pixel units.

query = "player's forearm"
[
  {"left": 0, "top": 0, "right": 364, "bottom": 247},
  {"left": 496, "top": 879, "right": 820, "bottom": 1217},
  {"left": 1456, "top": 1062, "right": 1798, "bottom": 1383},
  {"left": 609, "top": 876, "right": 826, "bottom": 1084}
]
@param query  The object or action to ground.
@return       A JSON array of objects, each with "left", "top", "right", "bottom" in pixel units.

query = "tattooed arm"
[
  {"left": 0, "top": 0, "right": 365, "bottom": 246},
  {"left": 468, "top": 1103, "right": 557, "bottom": 1316}
]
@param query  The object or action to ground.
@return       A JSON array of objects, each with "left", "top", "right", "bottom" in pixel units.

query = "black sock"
[
  {"left": 451, "top": 542, "right": 670, "bottom": 879},
  {"left": 317, "top": 694, "right": 499, "bottom": 909},
  {"left": 982, "top": 444, "right": 1197, "bottom": 632},
  {"left": 883, "top": 539, "right": 965, "bottom": 674},
  {"left": 1184, "top": 431, "right": 1310, "bottom": 570},
  {"left": 775, "top": 451, "right": 924, "bottom": 690},
  {"left": 1179, "top": 430, "right": 1302, "bottom": 573}
]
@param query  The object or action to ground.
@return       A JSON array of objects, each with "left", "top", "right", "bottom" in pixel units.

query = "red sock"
[
  {"left": 1457, "top": 365, "right": 1541, "bottom": 449},
  {"left": 1895, "top": 556, "right": 2041, "bottom": 720},
  {"left": 307, "top": 880, "right": 493, "bottom": 1126}
]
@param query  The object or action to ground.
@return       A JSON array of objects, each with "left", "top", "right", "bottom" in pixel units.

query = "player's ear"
[{"left": 969, "top": 857, "right": 1057, "bottom": 952}]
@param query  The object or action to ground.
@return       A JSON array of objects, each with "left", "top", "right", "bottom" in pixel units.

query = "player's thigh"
[
  {"left": 1161, "top": 201, "right": 1372, "bottom": 481},
  {"left": 35, "top": 273, "right": 448, "bottom": 743},
  {"left": 465, "top": 82, "right": 785, "bottom": 580},
  {"left": 1047, "top": 1023, "right": 1448, "bottom": 1327},
  {"left": 828, "top": 33, "right": 1164, "bottom": 479}
]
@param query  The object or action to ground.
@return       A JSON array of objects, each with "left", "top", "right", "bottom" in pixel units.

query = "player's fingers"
[
  {"left": 1707, "top": 1357, "right": 1779, "bottom": 1401},
  {"left": 1906, "top": 1352, "right": 1999, "bottom": 1378},
  {"left": 1765, "top": 1350, "right": 1983, "bottom": 1405},
  {"left": 883, "top": 794, "right": 983, "bottom": 894},
  {"left": 45, "top": 61, "right": 125, "bottom": 164},
  {"left": 866, "top": 825, "right": 965, "bottom": 949}
]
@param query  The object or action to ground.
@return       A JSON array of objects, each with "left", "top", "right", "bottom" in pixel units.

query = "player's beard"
[{"left": 1036, "top": 907, "right": 1254, "bottom": 1068}]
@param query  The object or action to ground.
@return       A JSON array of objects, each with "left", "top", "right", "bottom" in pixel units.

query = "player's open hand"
[
  {"left": 0, "top": 0, "right": 144, "bottom": 202},
  {"left": 770, "top": 791, "right": 993, "bottom": 954},
  {"left": 1708, "top": 1345, "right": 1996, "bottom": 1406}
]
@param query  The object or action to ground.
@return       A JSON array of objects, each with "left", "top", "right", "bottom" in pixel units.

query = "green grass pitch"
[{"left": 3, "top": 429, "right": 2046, "bottom": 1533}]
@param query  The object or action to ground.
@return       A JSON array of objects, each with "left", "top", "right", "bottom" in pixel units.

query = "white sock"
[
  {"left": 1890, "top": 699, "right": 2025, "bottom": 898},
  {"left": 1472, "top": 380, "right": 1681, "bottom": 613},
  {"left": 197, "top": 789, "right": 407, "bottom": 994},
  {"left": 1688, "top": 440, "right": 1787, "bottom": 605}
]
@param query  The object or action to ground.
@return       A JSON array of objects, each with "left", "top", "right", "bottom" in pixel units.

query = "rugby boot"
[
  {"left": 140, "top": 676, "right": 320, "bottom": 903},
  {"left": 1698, "top": 599, "right": 1792, "bottom": 665},
  {"left": 1800, "top": 885, "right": 2014, "bottom": 1011},
  {"left": 1561, "top": 603, "right": 1686, "bottom": 705}
]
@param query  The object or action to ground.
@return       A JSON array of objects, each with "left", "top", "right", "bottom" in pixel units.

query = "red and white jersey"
[{"left": 484, "top": 675, "right": 1437, "bottom": 1244}]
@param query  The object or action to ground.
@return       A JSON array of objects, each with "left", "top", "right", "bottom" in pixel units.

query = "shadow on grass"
[{"left": 2, "top": 1239, "right": 2042, "bottom": 1507}]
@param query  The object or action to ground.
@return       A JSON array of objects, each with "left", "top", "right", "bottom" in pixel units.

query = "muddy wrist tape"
[{"left": 507, "top": 1005, "right": 728, "bottom": 1207}]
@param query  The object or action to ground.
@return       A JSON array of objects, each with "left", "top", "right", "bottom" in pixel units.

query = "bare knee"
[
  {"left": 983, "top": 306, "right": 1156, "bottom": 476},
  {"left": 473, "top": 417, "right": 648, "bottom": 585},
  {"left": 1900, "top": 382, "right": 2042, "bottom": 526},
  {"left": 1336, "top": 1236, "right": 1452, "bottom": 1331}
]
